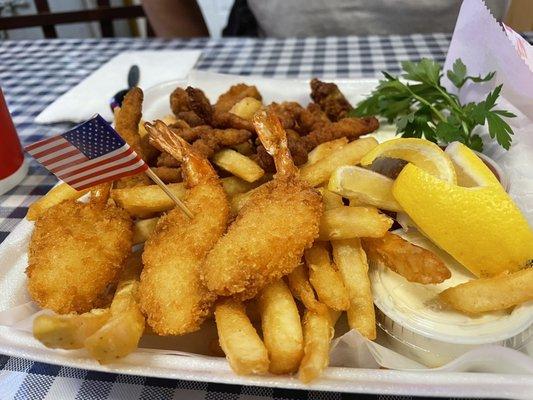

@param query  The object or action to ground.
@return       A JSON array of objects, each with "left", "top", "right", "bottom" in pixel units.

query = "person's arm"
[{"left": 142, "top": 0, "right": 209, "bottom": 37}]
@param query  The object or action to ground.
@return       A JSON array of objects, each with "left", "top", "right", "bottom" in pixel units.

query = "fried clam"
[
  {"left": 27, "top": 184, "right": 133, "bottom": 314},
  {"left": 139, "top": 121, "right": 230, "bottom": 335},
  {"left": 201, "top": 110, "right": 322, "bottom": 300}
]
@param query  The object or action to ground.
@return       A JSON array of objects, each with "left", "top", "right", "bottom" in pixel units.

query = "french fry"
[
  {"left": 305, "top": 243, "right": 350, "bottom": 311},
  {"left": 33, "top": 309, "right": 110, "bottom": 350},
  {"left": 212, "top": 149, "right": 265, "bottom": 183},
  {"left": 331, "top": 238, "right": 376, "bottom": 339},
  {"left": 319, "top": 206, "right": 393, "bottom": 240},
  {"left": 298, "top": 308, "right": 340, "bottom": 383},
  {"left": 287, "top": 264, "right": 327, "bottom": 314},
  {"left": 317, "top": 188, "right": 343, "bottom": 210},
  {"left": 229, "top": 97, "right": 263, "bottom": 120},
  {"left": 215, "top": 299, "right": 270, "bottom": 375},
  {"left": 221, "top": 176, "right": 256, "bottom": 196},
  {"left": 258, "top": 280, "right": 304, "bottom": 374},
  {"left": 230, "top": 189, "right": 256, "bottom": 216},
  {"left": 27, "top": 183, "right": 90, "bottom": 221},
  {"left": 150, "top": 167, "right": 182, "bottom": 183},
  {"left": 305, "top": 137, "right": 348, "bottom": 166},
  {"left": 299, "top": 137, "right": 378, "bottom": 187},
  {"left": 112, "top": 177, "right": 252, "bottom": 217},
  {"left": 440, "top": 267, "right": 533, "bottom": 314},
  {"left": 133, "top": 217, "right": 159, "bottom": 244},
  {"left": 328, "top": 165, "right": 402, "bottom": 212},
  {"left": 111, "top": 182, "right": 187, "bottom": 217},
  {"left": 85, "top": 252, "right": 145, "bottom": 363}
]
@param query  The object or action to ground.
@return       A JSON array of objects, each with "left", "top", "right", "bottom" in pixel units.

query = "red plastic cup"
[{"left": 0, "top": 87, "right": 27, "bottom": 195}]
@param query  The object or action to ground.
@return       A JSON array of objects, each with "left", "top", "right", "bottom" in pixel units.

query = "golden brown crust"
[
  {"left": 310, "top": 78, "right": 352, "bottom": 121},
  {"left": 115, "top": 87, "right": 144, "bottom": 157},
  {"left": 302, "top": 116, "right": 379, "bottom": 151},
  {"left": 362, "top": 232, "right": 451, "bottom": 284},
  {"left": 186, "top": 86, "right": 213, "bottom": 124},
  {"left": 201, "top": 178, "right": 322, "bottom": 300},
  {"left": 140, "top": 183, "right": 229, "bottom": 335},
  {"left": 27, "top": 200, "right": 133, "bottom": 314},
  {"left": 254, "top": 129, "right": 308, "bottom": 172},
  {"left": 214, "top": 84, "right": 262, "bottom": 114},
  {"left": 170, "top": 87, "right": 191, "bottom": 115}
]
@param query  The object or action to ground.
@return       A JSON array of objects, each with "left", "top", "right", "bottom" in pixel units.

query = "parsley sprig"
[{"left": 352, "top": 58, "right": 515, "bottom": 151}]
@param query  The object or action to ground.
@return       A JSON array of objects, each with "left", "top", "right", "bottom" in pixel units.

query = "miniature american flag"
[{"left": 25, "top": 114, "right": 147, "bottom": 190}]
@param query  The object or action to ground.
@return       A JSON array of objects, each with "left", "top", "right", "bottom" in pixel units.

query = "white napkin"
[
  {"left": 443, "top": 0, "right": 533, "bottom": 224},
  {"left": 34, "top": 50, "right": 201, "bottom": 124}
]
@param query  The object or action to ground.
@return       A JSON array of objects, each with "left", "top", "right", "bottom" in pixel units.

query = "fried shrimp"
[
  {"left": 363, "top": 232, "right": 451, "bottom": 284},
  {"left": 139, "top": 121, "right": 230, "bottom": 335},
  {"left": 201, "top": 110, "right": 322, "bottom": 300},
  {"left": 27, "top": 187, "right": 133, "bottom": 314}
]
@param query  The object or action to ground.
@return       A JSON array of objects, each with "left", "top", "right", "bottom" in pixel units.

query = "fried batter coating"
[
  {"left": 302, "top": 116, "right": 379, "bottom": 151},
  {"left": 114, "top": 87, "right": 154, "bottom": 188},
  {"left": 215, "top": 84, "right": 262, "bottom": 114},
  {"left": 157, "top": 151, "right": 180, "bottom": 167},
  {"left": 212, "top": 111, "right": 255, "bottom": 132},
  {"left": 297, "top": 103, "right": 330, "bottom": 134},
  {"left": 201, "top": 111, "right": 322, "bottom": 300},
  {"left": 140, "top": 122, "right": 229, "bottom": 335},
  {"left": 151, "top": 166, "right": 183, "bottom": 183},
  {"left": 170, "top": 87, "right": 191, "bottom": 115},
  {"left": 176, "top": 111, "right": 205, "bottom": 127},
  {"left": 254, "top": 129, "right": 308, "bottom": 171},
  {"left": 186, "top": 86, "right": 213, "bottom": 124},
  {"left": 192, "top": 128, "right": 252, "bottom": 159},
  {"left": 27, "top": 200, "right": 133, "bottom": 314},
  {"left": 267, "top": 102, "right": 304, "bottom": 130},
  {"left": 115, "top": 87, "right": 144, "bottom": 157},
  {"left": 363, "top": 232, "right": 451, "bottom": 284},
  {"left": 310, "top": 78, "right": 352, "bottom": 121}
]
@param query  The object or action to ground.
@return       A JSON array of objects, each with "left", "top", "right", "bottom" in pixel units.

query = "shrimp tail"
[
  {"left": 145, "top": 120, "right": 217, "bottom": 186},
  {"left": 252, "top": 110, "right": 298, "bottom": 178}
]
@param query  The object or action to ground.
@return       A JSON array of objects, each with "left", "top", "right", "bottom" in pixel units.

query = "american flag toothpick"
[{"left": 25, "top": 114, "right": 193, "bottom": 218}]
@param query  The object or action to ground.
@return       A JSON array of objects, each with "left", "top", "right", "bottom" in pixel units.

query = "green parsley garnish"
[{"left": 351, "top": 58, "right": 516, "bottom": 151}]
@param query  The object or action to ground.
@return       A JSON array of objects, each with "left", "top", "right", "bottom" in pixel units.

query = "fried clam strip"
[
  {"left": 267, "top": 102, "right": 304, "bottom": 130},
  {"left": 310, "top": 78, "right": 352, "bottom": 121},
  {"left": 302, "top": 116, "right": 379, "bottom": 151},
  {"left": 156, "top": 125, "right": 253, "bottom": 166},
  {"left": 140, "top": 121, "right": 230, "bottom": 335},
  {"left": 214, "top": 83, "right": 262, "bottom": 114},
  {"left": 440, "top": 267, "right": 533, "bottom": 314},
  {"left": 114, "top": 88, "right": 152, "bottom": 187},
  {"left": 297, "top": 103, "right": 330, "bottom": 134},
  {"left": 201, "top": 110, "right": 322, "bottom": 300},
  {"left": 363, "top": 232, "right": 451, "bottom": 284},
  {"left": 27, "top": 188, "right": 133, "bottom": 314}
]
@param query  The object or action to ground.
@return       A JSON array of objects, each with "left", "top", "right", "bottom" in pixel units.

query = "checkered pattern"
[{"left": 1, "top": 34, "right": 531, "bottom": 399}]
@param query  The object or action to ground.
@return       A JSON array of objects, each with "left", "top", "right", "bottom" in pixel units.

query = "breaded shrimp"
[
  {"left": 201, "top": 110, "right": 323, "bottom": 300},
  {"left": 139, "top": 121, "right": 230, "bottom": 335},
  {"left": 27, "top": 186, "right": 133, "bottom": 314}
]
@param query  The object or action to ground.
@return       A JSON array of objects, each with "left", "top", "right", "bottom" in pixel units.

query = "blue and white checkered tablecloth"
[{"left": 1, "top": 34, "right": 531, "bottom": 400}]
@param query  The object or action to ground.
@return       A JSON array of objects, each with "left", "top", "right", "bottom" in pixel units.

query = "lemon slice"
[
  {"left": 392, "top": 163, "right": 533, "bottom": 277},
  {"left": 328, "top": 166, "right": 402, "bottom": 212},
  {"left": 360, "top": 138, "right": 457, "bottom": 184},
  {"left": 445, "top": 141, "right": 501, "bottom": 187}
]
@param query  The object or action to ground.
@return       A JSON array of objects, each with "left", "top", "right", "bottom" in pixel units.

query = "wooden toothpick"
[{"left": 145, "top": 167, "right": 193, "bottom": 219}]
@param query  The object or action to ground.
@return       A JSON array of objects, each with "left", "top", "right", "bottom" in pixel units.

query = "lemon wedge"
[
  {"left": 328, "top": 166, "right": 402, "bottom": 212},
  {"left": 393, "top": 163, "right": 533, "bottom": 277},
  {"left": 445, "top": 141, "right": 501, "bottom": 187},
  {"left": 360, "top": 138, "right": 457, "bottom": 184}
]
